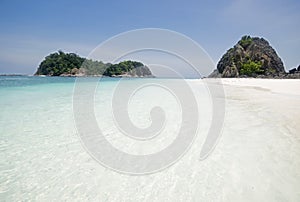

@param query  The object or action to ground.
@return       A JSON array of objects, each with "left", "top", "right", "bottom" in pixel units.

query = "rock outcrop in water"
[{"left": 208, "top": 36, "right": 297, "bottom": 78}]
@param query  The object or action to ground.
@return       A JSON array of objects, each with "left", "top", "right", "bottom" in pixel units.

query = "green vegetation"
[
  {"left": 103, "top": 61, "right": 144, "bottom": 76},
  {"left": 36, "top": 51, "right": 85, "bottom": 76},
  {"left": 35, "top": 51, "right": 151, "bottom": 77},
  {"left": 239, "top": 35, "right": 253, "bottom": 49},
  {"left": 81, "top": 59, "right": 110, "bottom": 75},
  {"left": 240, "top": 60, "right": 263, "bottom": 76}
]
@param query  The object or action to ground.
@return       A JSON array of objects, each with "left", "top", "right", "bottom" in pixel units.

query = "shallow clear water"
[
  {"left": 0, "top": 76, "right": 201, "bottom": 200},
  {"left": 0, "top": 76, "right": 299, "bottom": 201}
]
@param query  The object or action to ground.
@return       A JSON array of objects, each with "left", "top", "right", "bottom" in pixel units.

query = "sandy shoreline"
[
  {"left": 218, "top": 78, "right": 300, "bottom": 95},
  {"left": 207, "top": 78, "right": 300, "bottom": 201},
  {"left": 90, "top": 78, "right": 300, "bottom": 201}
]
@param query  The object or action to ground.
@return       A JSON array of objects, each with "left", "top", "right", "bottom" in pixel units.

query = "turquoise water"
[
  {"left": 0, "top": 76, "right": 130, "bottom": 200},
  {"left": 0, "top": 76, "right": 192, "bottom": 200},
  {"left": 0, "top": 75, "right": 76, "bottom": 87},
  {"left": 0, "top": 76, "right": 78, "bottom": 200}
]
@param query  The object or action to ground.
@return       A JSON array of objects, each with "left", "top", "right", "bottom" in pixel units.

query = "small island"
[
  {"left": 35, "top": 51, "right": 154, "bottom": 78},
  {"left": 209, "top": 35, "right": 300, "bottom": 79}
]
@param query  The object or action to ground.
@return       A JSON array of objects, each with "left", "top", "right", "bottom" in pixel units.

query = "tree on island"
[
  {"left": 35, "top": 51, "right": 153, "bottom": 77},
  {"left": 36, "top": 51, "right": 85, "bottom": 76}
]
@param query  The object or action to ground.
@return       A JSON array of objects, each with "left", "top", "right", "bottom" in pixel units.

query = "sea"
[
  {"left": 0, "top": 75, "right": 208, "bottom": 201},
  {"left": 0, "top": 75, "right": 299, "bottom": 201}
]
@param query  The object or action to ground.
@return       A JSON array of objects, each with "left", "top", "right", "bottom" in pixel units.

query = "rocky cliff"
[{"left": 209, "top": 36, "right": 286, "bottom": 78}]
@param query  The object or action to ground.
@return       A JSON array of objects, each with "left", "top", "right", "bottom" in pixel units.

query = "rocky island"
[
  {"left": 35, "top": 51, "right": 154, "bottom": 77},
  {"left": 209, "top": 35, "right": 300, "bottom": 79}
]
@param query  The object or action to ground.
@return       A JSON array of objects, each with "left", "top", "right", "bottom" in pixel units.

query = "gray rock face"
[
  {"left": 207, "top": 69, "right": 221, "bottom": 78},
  {"left": 211, "top": 36, "right": 285, "bottom": 78},
  {"left": 130, "top": 66, "right": 153, "bottom": 77}
]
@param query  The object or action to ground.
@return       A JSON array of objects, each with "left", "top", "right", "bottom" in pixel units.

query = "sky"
[{"left": 0, "top": 0, "right": 299, "bottom": 75}]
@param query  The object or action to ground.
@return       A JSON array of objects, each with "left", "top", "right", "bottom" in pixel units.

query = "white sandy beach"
[{"left": 80, "top": 78, "right": 300, "bottom": 201}]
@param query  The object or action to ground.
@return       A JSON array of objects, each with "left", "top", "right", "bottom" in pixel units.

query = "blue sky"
[{"left": 0, "top": 0, "right": 299, "bottom": 74}]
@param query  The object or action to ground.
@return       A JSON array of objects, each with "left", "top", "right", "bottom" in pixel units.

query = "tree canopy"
[
  {"left": 35, "top": 51, "right": 152, "bottom": 77},
  {"left": 36, "top": 51, "right": 85, "bottom": 76}
]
